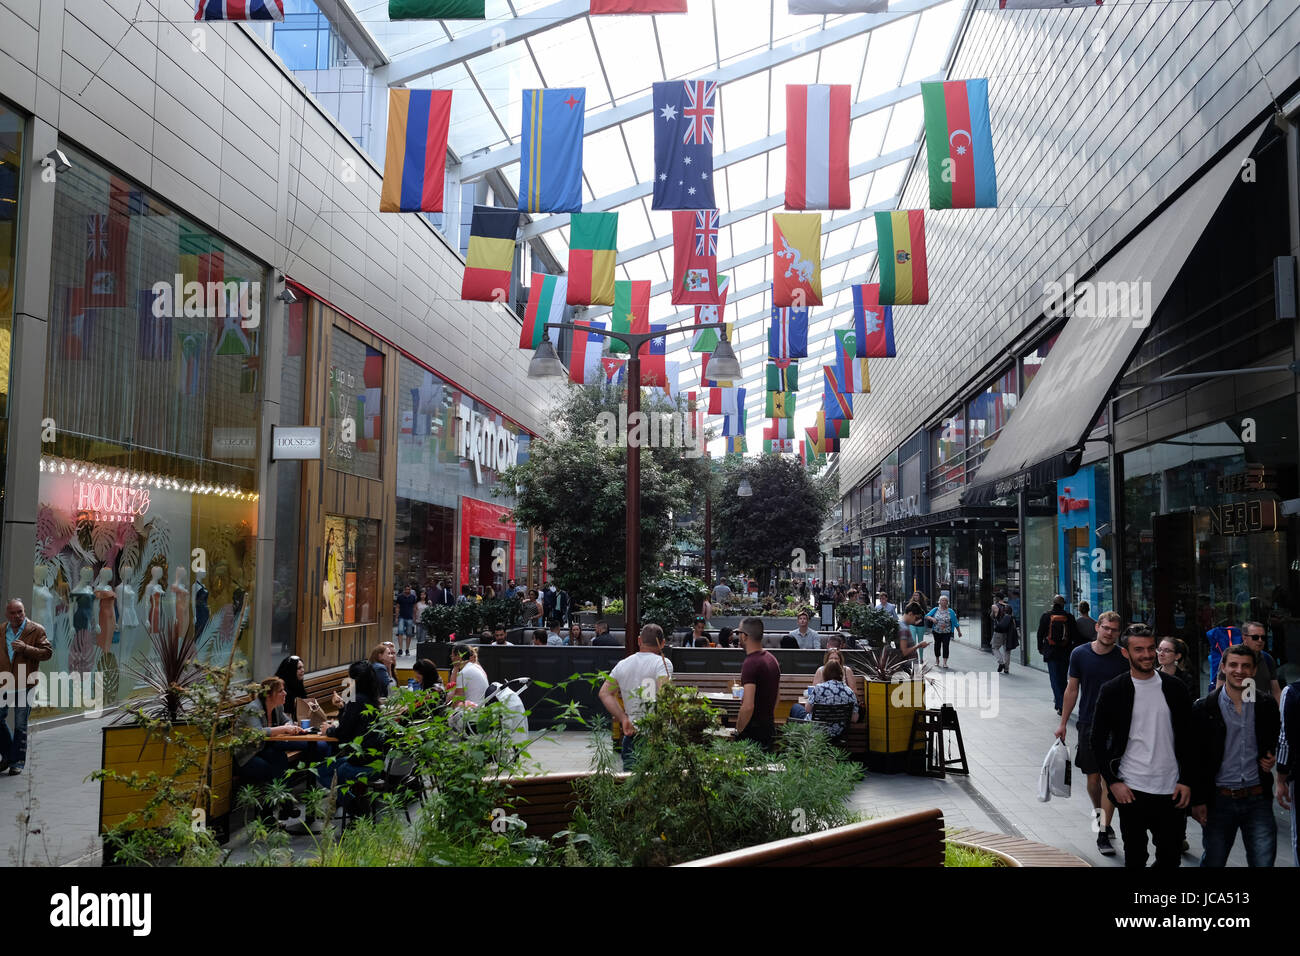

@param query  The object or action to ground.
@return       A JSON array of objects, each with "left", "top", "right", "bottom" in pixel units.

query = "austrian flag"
[{"left": 786, "top": 85, "right": 850, "bottom": 210}]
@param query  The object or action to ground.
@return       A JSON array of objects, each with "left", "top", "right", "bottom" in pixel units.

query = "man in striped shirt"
[{"left": 1277, "top": 678, "right": 1300, "bottom": 867}]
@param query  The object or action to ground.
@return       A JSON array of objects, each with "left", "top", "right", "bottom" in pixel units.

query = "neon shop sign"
[{"left": 75, "top": 481, "right": 152, "bottom": 522}]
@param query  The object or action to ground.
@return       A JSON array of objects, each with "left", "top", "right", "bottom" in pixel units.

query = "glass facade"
[
  {"left": 966, "top": 367, "right": 1018, "bottom": 480},
  {"left": 272, "top": 0, "right": 346, "bottom": 71},
  {"left": 38, "top": 144, "right": 263, "bottom": 713},
  {"left": 271, "top": 297, "right": 307, "bottom": 660},
  {"left": 326, "top": 328, "right": 382, "bottom": 480},
  {"left": 322, "top": 513, "right": 379, "bottom": 628},
  {"left": 0, "top": 98, "right": 21, "bottom": 556}
]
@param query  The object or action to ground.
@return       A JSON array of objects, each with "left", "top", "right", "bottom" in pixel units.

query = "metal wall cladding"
[{"left": 836, "top": 0, "right": 1300, "bottom": 497}]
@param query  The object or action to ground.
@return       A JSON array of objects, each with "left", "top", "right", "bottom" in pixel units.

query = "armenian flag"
[
  {"left": 922, "top": 79, "right": 998, "bottom": 209},
  {"left": 766, "top": 391, "right": 795, "bottom": 419},
  {"left": 567, "top": 213, "right": 618, "bottom": 305},
  {"left": 519, "top": 89, "right": 585, "bottom": 214},
  {"left": 389, "top": 1, "right": 484, "bottom": 19},
  {"left": 381, "top": 89, "right": 452, "bottom": 212},
  {"left": 461, "top": 206, "right": 518, "bottom": 302},
  {"left": 772, "top": 213, "right": 822, "bottom": 307},
  {"left": 765, "top": 360, "right": 798, "bottom": 392},
  {"left": 609, "top": 280, "right": 651, "bottom": 354},
  {"left": 521, "top": 274, "right": 567, "bottom": 349},
  {"left": 852, "top": 283, "right": 895, "bottom": 357},
  {"left": 874, "top": 210, "right": 928, "bottom": 305}
]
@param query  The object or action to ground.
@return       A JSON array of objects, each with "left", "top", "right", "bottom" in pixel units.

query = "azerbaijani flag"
[
  {"left": 521, "top": 274, "right": 567, "bottom": 349},
  {"left": 567, "top": 212, "right": 618, "bottom": 306},
  {"left": 609, "top": 280, "right": 650, "bottom": 354},
  {"left": 389, "top": 1, "right": 485, "bottom": 19},
  {"left": 922, "top": 79, "right": 997, "bottom": 209},
  {"left": 461, "top": 205, "right": 518, "bottom": 302},
  {"left": 766, "top": 391, "right": 795, "bottom": 419},
  {"left": 852, "top": 283, "right": 895, "bottom": 357},
  {"left": 874, "top": 210, "right": 928, "bottom": 305},
  {"left": 765, "top": 360, "right": 798, "bottom": 392},
  {"left": 381, "top": 90, "right": 452, "bottom": 213}
]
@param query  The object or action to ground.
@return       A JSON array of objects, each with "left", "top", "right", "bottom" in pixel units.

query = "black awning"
[
  {"left": 961, "top": 124, "right": 1264, "bottom": 509},
  {"left": 854, "top": 501, "right": 1054, "bottom": 538}
]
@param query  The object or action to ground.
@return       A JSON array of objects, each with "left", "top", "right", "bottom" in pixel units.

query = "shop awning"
[{"left": 962, "top": 123, "right": 1265, "bottom": 506}]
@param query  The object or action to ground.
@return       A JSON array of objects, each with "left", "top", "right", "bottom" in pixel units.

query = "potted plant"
[
  {"left": 840, "top": 604, "right": 897, "bottom": 649},
  {"left": 845, "top": 644, "right": 930, "bottom": 773},
  {"left": 421, "top": 604, "right": 457, "bottom": 642}
]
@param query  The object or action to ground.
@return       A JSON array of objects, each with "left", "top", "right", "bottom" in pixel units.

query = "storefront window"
[
  {"left": 39, "top": 144, "right": 262, "bottom": 714},
  {"left": 271, "top": 297, "right": 308, "bottom": 659},
  {"left": 1056, "top": 462, "right": 1114, "bottom": 619},
  {"left": 967, "top": 368, "right": 1018, "bottom": 479},
  {"left": 322, "top": 514, "right": 379, "bottom": 627},
  {"left": 327, "top": 329, "right": 382, "bottom": 479},
  {"left": 930, "top": 412, "right": 964, "bottom": 496}
]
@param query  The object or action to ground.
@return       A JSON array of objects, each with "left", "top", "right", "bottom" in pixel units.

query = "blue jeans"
[
  {"left": 1047, "top": 657, "right": 1069, "bottom": 711},
  {"left": 0, "top": 704, "right": 32, "bottom": 767},
  {"left": 789, "top": 704, "right": 808, "bottom": 721},
  {"left": 620, "top": 732, "right": 643, "bottom": 770},
  {"left": 396, "top": 618, "right": 415, "bottom": 637},
  {"left": 1200, "top": 791, "right": 1276, "bottom": 867}
]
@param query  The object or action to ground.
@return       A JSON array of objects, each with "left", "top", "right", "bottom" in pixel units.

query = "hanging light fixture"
[
  {"left": 706, "top": 337, "right": 742, "bottom": 381},
  {"left": 527, "top": 339, "right": 567, "bottom": 378},
  {"left": 737, "top": 477, "right": 753, "bottom": 497}
]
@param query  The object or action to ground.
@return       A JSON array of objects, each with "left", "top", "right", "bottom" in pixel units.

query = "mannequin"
[
  {"left": 171, "top": 567, "right": 190, "bottom": 641},
  {"left": 116, "top": 565, "right": 141, "bottom": 630},
  {"left": 145, "top": 566, "right": 166, "bottom": 642},
  {"left": 193, "top": 571, "right": 209, "bottom": 639},
  {"left": 94, "top": 567, "right": 117, "bottom": 655},
  {"left": 70, "top": 567, "right": 97, "bottom": 672},
  {"left": 32, "top": 565, "right": 55, "bottom": 630}
]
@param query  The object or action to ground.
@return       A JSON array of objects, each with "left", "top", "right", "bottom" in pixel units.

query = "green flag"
[{"left": 389, "top": 0, "right": 485, "bottom": 18}]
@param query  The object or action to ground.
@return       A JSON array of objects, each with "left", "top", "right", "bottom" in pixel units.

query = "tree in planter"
[
  {"left": 497, "top": 384, "right": 710, "bottom": 612},
  {"left": 713, "top": 455, "right": 834, "bottom": 588},
  {"left": 639, "top": 573, "right": 705, "bottom": 640}
]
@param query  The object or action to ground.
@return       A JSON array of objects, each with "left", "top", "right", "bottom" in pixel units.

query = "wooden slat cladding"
[{"left": 297, "top": 300, "right": 398, "bottom": 672}]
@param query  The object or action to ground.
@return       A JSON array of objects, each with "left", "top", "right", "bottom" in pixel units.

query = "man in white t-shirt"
[
  {"left": 598, "top": 624, "right": 673, "bottom": 769},
  {"left": 1090, "top": 625, "right": 1195, "bottom": 868},
  {"left": 786, "top": 610, "right": 820, "bottom": 649}
]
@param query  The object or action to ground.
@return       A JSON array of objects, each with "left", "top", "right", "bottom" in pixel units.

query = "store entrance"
[
  {"left": 909, "top": 542, "right": 932, "bottom": 603},
  {"left": 469, "top": 536, "right": 508, "bottom": 595}
]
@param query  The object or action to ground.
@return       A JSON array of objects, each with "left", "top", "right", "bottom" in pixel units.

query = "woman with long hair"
[{"left": 1157, "top": 636, "right": 1198, "bottom": 699}]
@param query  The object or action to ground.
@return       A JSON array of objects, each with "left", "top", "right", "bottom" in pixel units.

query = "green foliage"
[
  {"left": 569, "top": 684, "right": 861, "bottom": 866},
  {"left": 945, "top": 841, "right": 1002, "bottom": 867},
  {"left": 498, "top": 384, "right": 710, "bottom": 608},
  {"left": 840, "top": 604, "right": 898, "bottom": 647},
  {"left": 639, "top": 572, "right": 705, "bottom": 637},
  {"left": 452, "top": 601, "right": 483, "bottom": 639},
  {"left": 713, "top": 456, "right": 833, "bottom": 585},
  {"left": 603, "top": 598, "right": 624, "bottom": 616},
  {"left": 421, "top": 604, "right": 457, "bottom": 641},
  {"left": 479, "top": 597, "right": 524, "bottom": 632}
]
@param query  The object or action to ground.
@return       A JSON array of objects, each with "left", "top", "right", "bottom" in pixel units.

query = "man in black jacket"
[
  {"left": 1091, "top": 625, "right": 1195, "bottom": 868},
  {"left": 1189, "top": 643, "right": 1280, "bottom": 866},
  {"left": 1037, "top": 594, "right": 1076, "bottom": 714}
]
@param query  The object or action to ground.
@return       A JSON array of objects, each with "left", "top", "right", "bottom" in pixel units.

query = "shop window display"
[
  {"left": 323, "top": 514, "right": 379, "bottom": 627},
  {"left": 327, "top": 329, "right": 382, "bottom": 480}
]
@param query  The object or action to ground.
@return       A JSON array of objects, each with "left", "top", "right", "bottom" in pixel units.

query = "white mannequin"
[
  {"left": 145, "top": 566, "right": 166, "bottom": 640},
  {"left": 117, "top": 565, "right": 140, "bottom": 628},
  {"left": 31, "top": 565, "right": 55, "bottom": 629},
  {"left": 171, "top": 568, "right": 190, "bottom": 640}
]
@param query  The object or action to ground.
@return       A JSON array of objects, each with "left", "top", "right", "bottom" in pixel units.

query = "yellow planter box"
[
  {"left": 99, "top": 724, "right": 232, "bottom": 835},
  {"left": 864, "top": 680, "right": 925, "bottom": 754}
]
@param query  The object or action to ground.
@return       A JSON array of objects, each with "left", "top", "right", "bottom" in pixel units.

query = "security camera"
[
  {"left": 275, "top": 287, "right": 297, "bottom": 304},
  {"left": 44, "top": 149, "right": 71, "bottom": 173}
]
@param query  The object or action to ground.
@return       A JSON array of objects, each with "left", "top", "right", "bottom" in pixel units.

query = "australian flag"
[{"left": 653, "top": 80, "right": 717, "bottom": 210}]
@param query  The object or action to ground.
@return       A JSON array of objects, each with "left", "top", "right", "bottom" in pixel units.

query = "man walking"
[
  {"left": 990, "top": 592, "right": 1018, "bottom": 675},
  {"left": 598, "top": 624, "right": 672, "bottom": 769},
  {"left": 1091, "top": 626, "right": 1195, "bottom": 869},
  {"left": 1075, "top": 601, "right": 1097, "bottom": 648},
  {"left": 1055, "top": 610, "right": 1130, "bottom": 857},
  {"left": 735, "top": 617, "right": 780, "bottom": 751},
  {"left": 1037, "top": 595, "right": 1077, "bottom": 713},
  {"left": 874, "top": 591, "right": 897, "bottom": 618},
  {"left": 786, "top": 610, "right": 820, "bottom": 649},
  {"left": 395, "top": 584, "right": 418, "bottom": 656},
  {"left": 0, "top": 599, "right": 52, "bottom": 775},
  {"left": 1239, "top": 622, "right": 1283, "bottom": 703},
  {"left": 1276, "top": 677, "right": 1299, "bottom": 866},
  {"left": 1190, "top": 643, "right": 1280, "bottom": 867}
]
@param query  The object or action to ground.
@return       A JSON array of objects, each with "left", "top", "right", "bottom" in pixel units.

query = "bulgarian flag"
[
  {"left": 874, "top": 210, "right": 928, "bottom": 305},
  {"left": 608, "top": 279, "right": 650, "bottom": 354},
  {"left": 922, "top": 79, "right": 998, "bottom": 209},
  {"left": 691, "top": 275, "right": 732, "bottom": 351},
  {"left": 567, "top": 212, "right": 618, "bottom": 306},
  {"left": 521, "top": 274, "right": 567, "bottom": 349}
]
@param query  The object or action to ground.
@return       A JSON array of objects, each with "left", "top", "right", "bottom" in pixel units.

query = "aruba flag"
[
  {"left": 521, "top": 274, "right": 567, "bottom": 349},
  {"left": 381, "top": 89, "right": 452, "bottom": 213},
  {"left": 922, "top": 79, "right": 997, "bottom": 209},
  {"left": 874, "top": 210, "right": 928, "bottom": 305},
  {"left": 567, "top": 212, "right": 618, "bottom": 306},
  {"left": 461, "top": 206, "right": 518, "bottom": 301},
  {"left": 520, "top": 89, "right": 585, "bottom": 214},
  {"left": 852, "top": 283, "right": 896, "bottom": 357},
  {"left": 609, "top": 280, "right": 651, "bottom": 354}
]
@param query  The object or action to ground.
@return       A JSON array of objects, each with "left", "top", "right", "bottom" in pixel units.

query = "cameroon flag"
[
  {"left": 461, "top": 206, "right": 518, "bottom": 302},
  {"left": 567, "top": 213, "right": 618, "bottom": 306},
  {"left": 766, "top": 391, "right": 795, "bottom": 419},
  {"left": 608, "top": 279, "right": 650, "bottom": 354},
  {"left": 874, "top": 210, "right": 928, "bottom": 305}
]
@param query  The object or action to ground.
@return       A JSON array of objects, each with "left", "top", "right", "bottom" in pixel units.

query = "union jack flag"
[
  {"left": 694, "top": 210, "right": 719, "bottom": 256},
  {"left": 87, "top": 215, "right": 110, "bottom": 260},
  {"left": 682, "top": 80, "right": 717, "bottom": 146}
]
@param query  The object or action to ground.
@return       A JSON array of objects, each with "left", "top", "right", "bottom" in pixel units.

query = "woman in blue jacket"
[{"left": 927, "top": 595, "right": 962, "bottom": 669}]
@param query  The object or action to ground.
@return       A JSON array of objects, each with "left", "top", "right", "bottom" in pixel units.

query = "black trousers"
[{"left": 1115, "top": 788, "right": 1185, "bottom": 869}]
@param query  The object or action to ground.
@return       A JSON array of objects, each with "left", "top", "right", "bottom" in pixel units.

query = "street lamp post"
[{"left": 534, "top": 318, "right": 739, "bottom": 654}]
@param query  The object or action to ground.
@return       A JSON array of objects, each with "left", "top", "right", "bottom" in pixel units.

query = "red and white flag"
[
  {"left": 786, "top": 85, "right": 850, "bottom": 210},
  {"left": 672, "top": 209, "right": 722, "bottom": 305}
]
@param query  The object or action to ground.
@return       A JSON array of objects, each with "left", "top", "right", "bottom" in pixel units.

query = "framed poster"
[{"left": 323, "top": 514, "right": 378, "bottom": 628}]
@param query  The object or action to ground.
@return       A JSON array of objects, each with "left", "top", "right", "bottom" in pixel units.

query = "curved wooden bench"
[
  {"left": 503, "top": 771, "right": 629, "bottom": 839},
  {"left": 945, "top": 827, "right": 1091, "bottom": 867}
]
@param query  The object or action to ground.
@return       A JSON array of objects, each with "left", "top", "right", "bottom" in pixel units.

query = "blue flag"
[
  {"left": 652, "top": 80, "right": 717, "bottom": 210},
  {"left": 519, "top": 89, "right": 585, "bottom": 213},
  {"left": 768, "top": 299, "right": 809, "bottom": 360}
]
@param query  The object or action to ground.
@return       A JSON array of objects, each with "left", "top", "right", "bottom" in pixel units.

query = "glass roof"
[{"left": 345, "top": 0, "right": 968, "bottom": 453}]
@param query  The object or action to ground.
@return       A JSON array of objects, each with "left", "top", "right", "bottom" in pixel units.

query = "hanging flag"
[
  {"left": 380, "top": 89, "right": 452, "bottom": 213},
  {"left": 834, "top": 329, "right": 870, "bottom": 393},
  {"left": 59, "top": 289, "right": 92, "bottom": 361},
  {"left": 388, "top": 1, "right": 484, "bottom": 18},
  {"left": 461, "top": 206, "right": 518, "bottom": 302},
  {"left": 723, "top": 403, "right": 747, "bottom": 438},
  {"left": 822, "top": 367, "right": 854, "bottom": 420},
  {"left": 786, "top": 84, "right": 850, "bottom": 210},
  {"left": 179, "top": 227, "right": 223, "bottom": 290},
  {"left": 765, "top": 360, "right": 799, "bottom": 392},
  {"left": 521, "top": 274, "right": 568, "bottom": 349},
  {"left": 570, "top": 320, "right": 607, "bottom": 384},
  {"left": 766, "top": 391, "right": 795, "bottom": 419},
  {"left": 852, "top": 283, "right": 896, "bottom": 357},
  {"left": 659, "top": 361, "right": 682, "bottom": 399},
  {"left": 672, "top": 209, "right": 721, "bottom": 305},
  {"left": 567, "top": 212, "right": 618, "bottom": 306},
  {"left": 652, "top": 80, "right": 717, "bottom": 210},
  {"left": 609, "top": 279, "right": 651, "bottom": 354},
  {"left": 691, "top": 275, "right": 732, "bottom": 351},
  {"left": 768, "top": 418, "right": 795, "bottom": 440},
  {"left": 922, "top": 79, "right": 998, "bottom": 209},
  {"left": 874, "top": 210, "right": 928, "bottom": 305},
  {"left": 999, "top": 0, "right": 1101, "bottom": 8},
  {"left": 772, "top": 213, "right": 822, "bottom": 307},
  {"left": 138, "top": 288, "right": 171, "bottom": 361},
  {"left": 700, "top": 350, "right": 733, "bottom": 388},
  {"left": 725, "top": 435, "right": 746, "bottom": 456},
  {"left": 763, "top": 437, "right": 795, "bottom": 455},
  {"left": 85, "top": 178, "right": 132, "bottom": 307},
  {"left": 640, "top": 323, "right": 669, "bottom": 386},
  {"left": 601, "top": 356, "right": 627, "bottom": 385},
  {"left": 519, "top": 88, "right": 585, "bottom": 214},
  {"left": 769, "top": 299, "right": 809, "bottom": 359},
  {"left": 196, "top": 0, "right": 285, "bottom": 19},
  {"left": 788, "top": 1, "right": 887, "bottom": 12},
  {"left": 591, "top": 0, "right": 688, "bottom": 11},
  {"left": 805, "top": 426, "right": 825, "bottom": 455},
  {"left": 815, "top": 409, "right": 851, "bottom": 443},
  {"left": 708, "top": 386, "right": 743, "bottom": 417}
]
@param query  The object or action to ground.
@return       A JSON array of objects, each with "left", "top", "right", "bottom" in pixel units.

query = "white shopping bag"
[{"left": 1038, "top": 739, "right": 1072, "bottom": 802}]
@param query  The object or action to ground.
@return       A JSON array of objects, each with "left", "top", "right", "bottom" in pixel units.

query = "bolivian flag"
[
  {"left": 608, "top": 279, "right": 650, "bottom": 354},
  {"left": 874, "top": 210, "right": 928, "bottom": 305},
  {"left": 766, "top": 391, "right": 795, "bottom": 419},
  {"left": 389, "top": 1, "right": 485, "bottom": 18},
  {"left": 922, "top": 79, "right": 997, "bottom": 210},
  {"left": 461, "top": 206, "right": 518, "bottom": 302},
  {"left": 381, "top": 89, "right": 452, "bottom": 212},
  {"left": 567, "top": 213, "right": 618, "bottom": 306}
]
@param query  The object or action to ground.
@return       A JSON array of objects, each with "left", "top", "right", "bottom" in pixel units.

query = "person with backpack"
[
  {"left": 991, "top": 592, "right": 1019, "bottom": 674},
  {"left": 1038, "top": 595, "right": 1077, "bottom": 713}
]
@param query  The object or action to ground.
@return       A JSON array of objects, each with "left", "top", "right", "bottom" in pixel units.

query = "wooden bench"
[
  {"left": 678, "top": 808, "right": 946, "bottom": 867},
  {"left": 502, "top": 772, "right": 627, "bottom": 839},
  {"left": 301, "top": 665, "right": 351, "bottom": 717}
]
